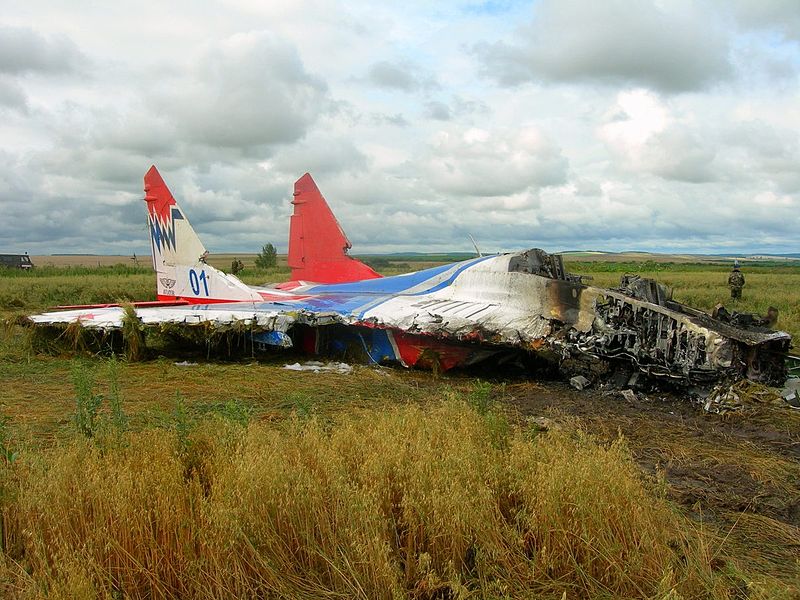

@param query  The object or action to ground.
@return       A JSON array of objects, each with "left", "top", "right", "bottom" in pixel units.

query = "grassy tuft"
[{"left": 120, "top": 303, "right": 145, "bottom": 362}]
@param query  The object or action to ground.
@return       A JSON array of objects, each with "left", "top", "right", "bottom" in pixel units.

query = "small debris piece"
[
  {"left": 703, "top": 379, "right": 783, "bottom": 413},
  {"left": 627, "top": 372, "right": 641, "bottom": 388},
  {"left": 570, "top": 375, "right": 590, "bottom": 390},
  {"left": 621, "top": 389, "right": 637, "bottom": 402},
  {"left": 781, "top": 377, "right": 800, "bottom": 408},
  {"left": 606, "top": 369, "right": 631, "bottom": 390},
  {"left": 174, "top": 361, "right": 198, "bottom": 366},
  {"left": 283, "top": 361, "right": 353, "bottom": 374}
]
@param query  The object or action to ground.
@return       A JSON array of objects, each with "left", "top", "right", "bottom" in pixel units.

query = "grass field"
[{"left": 0, "top": 258, "right": 799, "bottom": 598}]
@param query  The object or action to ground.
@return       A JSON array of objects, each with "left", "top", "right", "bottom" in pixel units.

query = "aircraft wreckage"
[{"left": 27, "top": 166, "right": 792, "bottom": 388}]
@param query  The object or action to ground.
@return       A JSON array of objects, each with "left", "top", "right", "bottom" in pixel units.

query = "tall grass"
[
  {"left": 0, "top": 400, "right": 740, "bottom": 599},
  {"left": 0, "top": 273, "right": 154, "bottom": 314}
]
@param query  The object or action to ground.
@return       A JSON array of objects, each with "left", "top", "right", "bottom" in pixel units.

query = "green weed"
[{"left": 71, "top": 361, "right": 104, "bottom": 438}]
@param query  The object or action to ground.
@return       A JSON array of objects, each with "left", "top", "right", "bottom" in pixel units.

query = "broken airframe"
[{"left": 28, "top": 167, "right": 792, "bottom": 388}]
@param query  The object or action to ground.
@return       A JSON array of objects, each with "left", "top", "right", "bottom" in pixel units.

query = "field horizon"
[{"left": 20, "top": 250, "right": 800, "bottom": 270}]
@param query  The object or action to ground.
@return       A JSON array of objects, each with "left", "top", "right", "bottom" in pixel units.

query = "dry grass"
[{"left": 0, "top": 400, "right": 746, "bottom": 599}]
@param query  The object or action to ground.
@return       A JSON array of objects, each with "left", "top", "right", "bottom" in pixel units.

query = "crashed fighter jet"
[{"left": 28, "top": 166, "right": 792, "bottom": 386}]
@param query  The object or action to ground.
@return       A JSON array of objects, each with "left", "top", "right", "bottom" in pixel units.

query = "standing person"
[{"left": 728, "top": 261, "right": 745, "bottom": 300}]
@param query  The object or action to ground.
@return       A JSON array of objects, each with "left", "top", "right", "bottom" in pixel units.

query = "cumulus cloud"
[
  {"left": 727, "top": 0, "right": 800, "bottom": 41},
  {"left": 0, "top": 153, "right": 145, "bottom": 254},
  {"left": 0, "top": 26, "right": 85, "bottom": 74},
  {"left": 424, "top": 96, "right": 489, "bottom": 121},
  {"left": 154, "top": 32, "right": 330, "bottom": 149},
  {"left": 425, "top": 100, "right": 452, "bottom": 121},
  {"left": 475, "top": 0, "right": 733, "bottom": 92},
  {"left": 268, "top": 130, "right": 368, "bottom": 176},
  {"left": 597, "top": 90, "right": 717, "bottom": 182},
  {"left": 720, "top": 120, "right": 800, "bottom": 193},
  {"left": 0, "top": 76, "right": 27, "bottom": 112}
]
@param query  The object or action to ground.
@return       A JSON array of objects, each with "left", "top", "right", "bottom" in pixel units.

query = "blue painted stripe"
[
  {"left": 304, "top": 255, "right": 490, "bottom": 296},
  {"left": 319, "top": 325, "right": 399, "bottom": 364},
  {"left": 159, "top": 255, "right": 496, "bottom": 321}
]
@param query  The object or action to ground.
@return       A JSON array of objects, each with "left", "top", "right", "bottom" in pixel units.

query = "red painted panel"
[
  {"left": 288, "top": 173, "right": 382, "bottom": 284},
  {"left": 392, "top": 330, "right": 474, "bottom": 371}
]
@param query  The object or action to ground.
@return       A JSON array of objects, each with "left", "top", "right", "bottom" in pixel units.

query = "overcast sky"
[{"left": 1, "top": 0, "right": 799, "bottom": 255}]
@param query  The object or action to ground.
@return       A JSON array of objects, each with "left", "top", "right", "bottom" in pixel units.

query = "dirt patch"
[{"left": 503, "top": 380, "right": 800, "bottom": 581}]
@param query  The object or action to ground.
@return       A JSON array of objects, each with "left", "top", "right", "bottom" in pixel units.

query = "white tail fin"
[{"left": 143, "top": 166, "right": 262, "bottom": 303}]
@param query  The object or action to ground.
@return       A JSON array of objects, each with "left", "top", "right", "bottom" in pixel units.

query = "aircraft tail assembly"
[
  {"left": 143, "top": 166, "right": 262, "bottom": 303},
  {"left": 287, "top": 174, "right": 381, "bottom": 284}
]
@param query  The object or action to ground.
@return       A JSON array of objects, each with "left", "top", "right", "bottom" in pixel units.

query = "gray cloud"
[
  {"left": 424, "top": 96, "right": 489, "bottom": 122},
  {"left": 0, "top": 76, "right": 27, "bottom": 112},
  {"left": 425, "top": 100, "right": 452, "bottom": 121},
  {"left": 270, "top": 131, "right": 368, "bottom": 176},
  {"left": 641, "top": 128, "right": 718, "bottom": 183},
  {"left": 0, "top": 25, "right": 85, "bottom": 74},
  {"left": 475, "top": 0, "right": 733, "bottom": 92},
  {"left": 364, "top": 60, "right": 438, "bottom": 92},
  {"left": 0, "top": 160, "right": 145, "bottom": 254},
  {"left": 721, "top": 121, "right": 800, "bottom": 193},
  {"left": 728, "top": 0, "right": 800, "bottom": 41}
]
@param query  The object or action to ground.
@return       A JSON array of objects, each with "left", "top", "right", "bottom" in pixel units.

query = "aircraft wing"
[
  {"left": 28, "top": 255, "right": 553, "bottom": 339},
  {"left": 27, "top": 254, "right": 574, "bottom": 369}
]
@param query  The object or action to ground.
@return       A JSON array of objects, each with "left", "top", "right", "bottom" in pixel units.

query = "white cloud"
[
  {"left": 156, "top": 31, "right": 330, "bottom": 149},
  {"left": 425, "top": 125, "right": 567, "bottom": 197},
  {"left": 597, "top": 90, "right": 717, "bottom": 183}
]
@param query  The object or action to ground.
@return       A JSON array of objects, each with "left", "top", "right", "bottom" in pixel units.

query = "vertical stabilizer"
[
  {"left": 288, "top": 174, "right": 381, "bottom": 283},
  {"left": 143, "top": 166, "right": 262, "bottom": 303}
]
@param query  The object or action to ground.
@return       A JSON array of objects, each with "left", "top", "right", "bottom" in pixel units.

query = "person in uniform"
[{"left": 728, "top": 261, "right": 745, "bottom": 300}]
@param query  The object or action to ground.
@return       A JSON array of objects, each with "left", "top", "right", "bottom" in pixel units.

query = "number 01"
[{"left": 189, "top": 269, "right": 209, "bottom": 296}]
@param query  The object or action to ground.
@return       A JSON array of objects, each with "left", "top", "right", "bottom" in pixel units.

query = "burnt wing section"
[{"left": 534, "top": 260, "right": 791, "bottom": 386}]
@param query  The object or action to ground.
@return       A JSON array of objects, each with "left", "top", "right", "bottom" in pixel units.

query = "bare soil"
[{"left": 504, "top": 380, "right": 800, "bottom": 580}]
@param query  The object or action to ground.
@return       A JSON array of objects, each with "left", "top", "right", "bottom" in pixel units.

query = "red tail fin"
[{"left": 288, "top": 174, "right": 381, "bottom": 283}]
